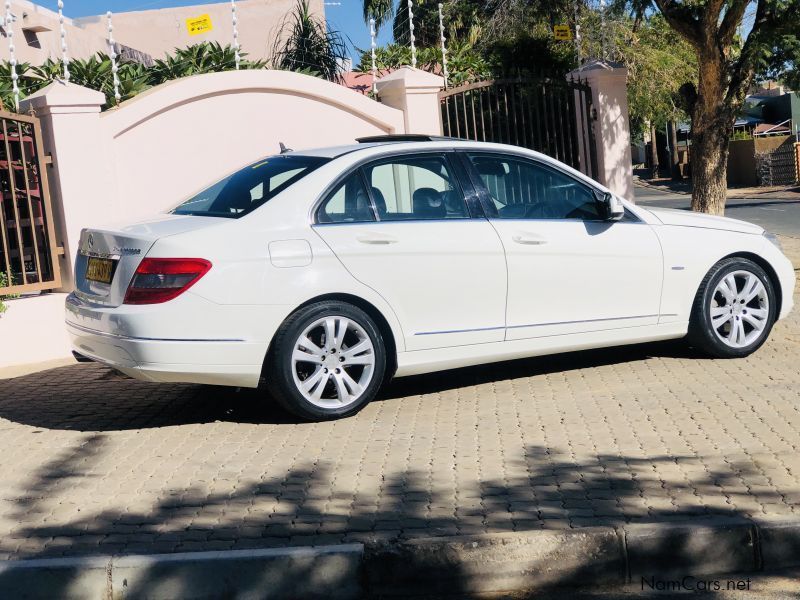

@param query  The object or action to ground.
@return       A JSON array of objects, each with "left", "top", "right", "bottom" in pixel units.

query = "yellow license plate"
[{"left": 86, "top": 257, "right": 115, "bottom": 284}]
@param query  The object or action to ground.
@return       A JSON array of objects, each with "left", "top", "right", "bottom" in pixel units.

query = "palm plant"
[
  {"left": 271, "top": 0, "right": 348, "bottom": 82},
  {"left": 150, "top": 42, "right": 265, "bottom": 85},
  {"left": 0, "top": 61, "right": 43, "bottom": 111}
]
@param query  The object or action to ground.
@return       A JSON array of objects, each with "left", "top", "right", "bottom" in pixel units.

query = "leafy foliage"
[
  {"left": 0, "top": 271, "right": 18, "bottom": 315},
  {"left": 0, "top": 42, "right": 268, "bottom": 111},
  {"left": 616, "top": 15, "right": 697, "bottom": 139},
  {"left": 271, "top": 0, "right": 348, "bottom": 82},
  {"left": 356, "top": 39, "right": 491, "bottom": 85}
]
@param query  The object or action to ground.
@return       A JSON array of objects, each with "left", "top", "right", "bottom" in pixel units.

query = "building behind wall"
[{"left": 0, "top": 0, "right": 324, "bottom": 66}]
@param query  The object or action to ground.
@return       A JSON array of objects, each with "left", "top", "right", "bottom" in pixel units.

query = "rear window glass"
[{"left": 171, "top": 155, "right": 329, "bottom": 218}]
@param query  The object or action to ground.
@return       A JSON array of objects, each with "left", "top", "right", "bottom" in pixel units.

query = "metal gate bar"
[
  {"left": 440, "top": 76, "right": 598, "bottom": 180},
  {"left": 0, "top": 110, "right": 61, "bottom": 295}
]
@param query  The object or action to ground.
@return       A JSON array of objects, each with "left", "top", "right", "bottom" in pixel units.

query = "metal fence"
[
  {"left": 439, "top": 76, "right": 598, "bottom": 179},
  {"left": 756, "top": 143, "right": 798, "bottom": 187},
  {"left": 0, "top": 110, "right": 61, "bottom": 295}
]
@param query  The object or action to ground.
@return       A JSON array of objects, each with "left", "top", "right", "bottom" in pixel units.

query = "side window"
[
  {"left": 317, "top": 172, "right": 376, "bottom": 223},
  {"left": 468, "top": 153, "right": 602, "bottom": 221},
  {"left": 364, "top": 154, "right": 468, "bottom": 221}
]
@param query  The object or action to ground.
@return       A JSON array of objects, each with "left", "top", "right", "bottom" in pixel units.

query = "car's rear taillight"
[{"left": 123, "top": 258, "right": 212, "bottom": 305}]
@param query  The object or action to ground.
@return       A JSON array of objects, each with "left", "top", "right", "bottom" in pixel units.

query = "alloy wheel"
[
  {"left": 290, "top": 316, "right": 376, "bottom": 408},
  {"left": 709, "top": 270, "right": 770, "bottom": 349}
]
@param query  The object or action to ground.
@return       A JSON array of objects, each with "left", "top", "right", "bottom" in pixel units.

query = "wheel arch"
[
  {"left": 719, "top": 251, "right": 783, "bottom": 318},
  {"left": 263, "top": 293, "right": 399, "bottom": 382}
]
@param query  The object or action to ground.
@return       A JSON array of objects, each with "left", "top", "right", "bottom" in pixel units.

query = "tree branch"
[
  {"left": 718, "top": 0, "right": 749, "bottom": 46},
  {"left": 652, "top": 0, "right": 704, "bottom": 48},
  {"left": 725, "top": 0, "right": 787, "bottom": 107}
]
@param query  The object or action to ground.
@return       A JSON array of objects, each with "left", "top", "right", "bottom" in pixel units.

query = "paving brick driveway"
[{"left": 1, "top": 241, "right": 799, "bottom": 561}]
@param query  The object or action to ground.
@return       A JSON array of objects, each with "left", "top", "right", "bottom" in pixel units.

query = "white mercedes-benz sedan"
[{"left": 66, "top": 136, "right": 795, "bottom": 420}]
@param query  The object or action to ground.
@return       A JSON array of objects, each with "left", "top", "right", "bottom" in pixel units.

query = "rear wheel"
[
  {"left": 266, "top": 301, "right": 386, "bottom": 421},
  {"left": 688, "top": 258, "right": 777, "bottom": 358}
]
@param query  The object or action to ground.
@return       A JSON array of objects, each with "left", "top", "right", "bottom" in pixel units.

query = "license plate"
[{"left": 85, "top": 257, "right": 115, "bottom": 284}]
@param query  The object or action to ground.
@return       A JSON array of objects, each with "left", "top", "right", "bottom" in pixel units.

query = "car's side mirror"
[{"left": 595, "top": 190, "right": 624, "bottom": 221}]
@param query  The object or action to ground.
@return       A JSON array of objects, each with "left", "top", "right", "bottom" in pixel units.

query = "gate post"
[
  {"left": 376, "top": 67, "right": 444, "bottom": 135},
  {"left": 568, "top": 60, "right": 634, "bottom": 201},
  {"left": 21, "top": 81, "right": 110, "bottom": 290}
]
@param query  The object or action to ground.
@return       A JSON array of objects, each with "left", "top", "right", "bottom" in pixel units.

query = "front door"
[
  {"left": 463, "top": 152, "right": 663, "bottom": 340},
  {"left": 313, "top": 152, "right": 507, "bottom": 351}
]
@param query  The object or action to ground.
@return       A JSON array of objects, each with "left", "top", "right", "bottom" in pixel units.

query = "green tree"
[
  {"left": 356, "top": 38, "right": 491, "bottom": 85},
  {"left": 650, "top": 0, "right": 800, "bottom": 214},
  {"left": 620, "top": 15, "right": 697, "bottom": 140}
]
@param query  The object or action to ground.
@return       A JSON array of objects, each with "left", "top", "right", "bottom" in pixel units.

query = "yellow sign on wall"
[
  {"left": 186, "top": 14, "right": 213, "bottom": 36},
  {"left": 554, "top": 24, "right": 572, "bottom": 40}
]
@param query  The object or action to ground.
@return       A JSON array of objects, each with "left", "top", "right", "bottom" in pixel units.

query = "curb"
[
  {"left": 2, "top": 519, "right": 800, "bottom": 598},
  {"left": 633, "top": 178, "right": 690, "bottom": 196}
]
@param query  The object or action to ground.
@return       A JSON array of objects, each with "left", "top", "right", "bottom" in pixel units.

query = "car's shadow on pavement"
[
  {"left": 377, "top": 338, "right": 700, "bottom": 402},
  {"left": 0, "top": 338, "right": 701, "bottom": 432}
]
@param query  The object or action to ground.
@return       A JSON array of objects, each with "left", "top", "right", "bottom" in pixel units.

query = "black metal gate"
[{"left": 439, "top": 76, "right": 598, "bottom": 179}]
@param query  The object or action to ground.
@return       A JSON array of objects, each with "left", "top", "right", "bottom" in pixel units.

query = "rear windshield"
[{"left": 171, "top": 155, "right": 329, "bottom": 218}]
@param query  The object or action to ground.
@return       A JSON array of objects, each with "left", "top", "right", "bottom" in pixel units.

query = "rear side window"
[
  {"left": 318, "top": 172, "right": 376, "bottom": 223},
  {"left": 172, "top": 155, "right": 329, "bottom": 218},
  {"left": 363, "top": 154, "right": 468, "bottom": 220}
]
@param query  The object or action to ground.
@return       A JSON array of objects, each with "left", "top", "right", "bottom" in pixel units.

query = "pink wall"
[{"left": 20, "top": 68, "right": 444, "bottom": 289}]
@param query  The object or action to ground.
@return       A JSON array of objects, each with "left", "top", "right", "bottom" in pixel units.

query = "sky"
[{"left": 36, "top": 0, "right": 394, "bottom": 64}]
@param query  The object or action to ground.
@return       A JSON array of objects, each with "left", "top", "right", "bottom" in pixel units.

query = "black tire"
[
  {"left": 265, "top": 301, "right": 387, "bottom": 421},
  {"left": 688, "top": 257, "right": 777, "bottom": 358}
]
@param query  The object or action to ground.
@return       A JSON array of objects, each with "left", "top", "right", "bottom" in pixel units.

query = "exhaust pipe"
[{"left": 72, "top": 351, "right": 95, "bottom": 363}]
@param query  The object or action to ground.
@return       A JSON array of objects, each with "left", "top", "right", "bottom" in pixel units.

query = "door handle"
[
  {"left": 356, "top": 233, "right": 398, "bottom": 245},
  {"left": 512, "top": 233, "right": 548, "bottom": 245}
]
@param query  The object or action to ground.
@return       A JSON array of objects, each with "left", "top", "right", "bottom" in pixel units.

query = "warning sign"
[
  {"left": 554, "top": 24, "right": 572, "bottom": 40},
  {"left": 186, "top": 14, "right": 213, "bottom": 36}
]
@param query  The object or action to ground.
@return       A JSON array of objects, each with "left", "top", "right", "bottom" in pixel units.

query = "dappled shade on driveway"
[{"left": 0, "top": 301, "right": 799, "bottom": 570}]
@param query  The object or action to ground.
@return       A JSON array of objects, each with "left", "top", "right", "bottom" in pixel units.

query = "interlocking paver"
[{"left": 0, "top": 246, "right": 799, "bottom": 560}]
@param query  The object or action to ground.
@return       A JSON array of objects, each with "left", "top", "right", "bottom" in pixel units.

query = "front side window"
[
  {"left": 363, "top": 154, "right": 468, "bottom": 221},
  {"left": 172, "top": 155, "right": 329, "bottom": 218},
  {"left": 468, "top": 153, "right": 602, "bottom": 221}
]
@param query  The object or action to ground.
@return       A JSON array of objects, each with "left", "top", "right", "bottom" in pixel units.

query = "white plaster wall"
[{"left": 0, "top": 293, "right": 73, "bottom": 369}]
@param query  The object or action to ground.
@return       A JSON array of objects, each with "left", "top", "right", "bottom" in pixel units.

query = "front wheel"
[
  {"left": 266, "top": 301, "right": 386, "bottom": 421},
  {"left": 688, "top": 257, "right": 777, "bottom": 358}
]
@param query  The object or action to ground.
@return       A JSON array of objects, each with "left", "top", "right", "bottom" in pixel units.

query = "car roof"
[{"left": 293, "top": 139, "right": 531, "bottom": 159}]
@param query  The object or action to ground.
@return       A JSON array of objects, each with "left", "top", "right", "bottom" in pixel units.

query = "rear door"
[{"left": 313, "top": 152, "right": 507, "bottom": 351}]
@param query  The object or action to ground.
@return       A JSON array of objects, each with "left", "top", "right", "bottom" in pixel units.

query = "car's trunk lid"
[{"left": 74, "top": 214, "right": 227, "bottom": 307}]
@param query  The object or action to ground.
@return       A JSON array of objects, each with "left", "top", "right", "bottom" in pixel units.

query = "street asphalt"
[{"left": 634, "top": 185, "right": 800, "bottom": 238}]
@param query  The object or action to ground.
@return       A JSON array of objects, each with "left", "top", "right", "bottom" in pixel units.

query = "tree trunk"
[
  {"left": 689, "top": 50, "right": 733, "bottom": 215},
  {"left": 689, "top": 126, "right": 729, "bottom": 214},
  {"left": 668, "top": 120, "right": 681, "bottom": 180},
  {"left": 649, "top": 123, "right": 660, "bottom": 179}
]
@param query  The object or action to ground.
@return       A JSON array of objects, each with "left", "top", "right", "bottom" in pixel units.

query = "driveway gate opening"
[
  {"left": 0, "top": 109, "right": 61, "bottom": 295},
  {"left": 439, "top": 76, "right": 598, "bottom": 179}
]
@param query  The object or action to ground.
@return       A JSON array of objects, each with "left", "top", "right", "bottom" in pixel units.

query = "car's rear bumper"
[
  {"left": 65, "top": 290, "right": 274, "bottom": 387},
  {"left": 67, "top": 321, "right": 265, "bottom": 387}
]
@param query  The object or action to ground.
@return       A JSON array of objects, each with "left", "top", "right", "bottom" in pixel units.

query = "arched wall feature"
[{"left": 21, "top": 69, "right": 443, "bottom": 289}]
